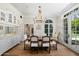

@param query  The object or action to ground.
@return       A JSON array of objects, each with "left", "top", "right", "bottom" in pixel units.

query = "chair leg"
[
  {"left": 24, "top": 45, "right": 26, "bottom": 50},
  {"left": 37, "top": 47, "right": 39, "bottom": 53},
  {"left": 48, "top": 47, "right": 50, "bottom": 53},
  {"left": 56, "top": 44, "right": 57, "bottom": 50},
  {"left": 24, "top": 48, "right": 26, "bottom": 50},
  {"left": 24, "top": 42, "right": 26, "bottom": 50}
]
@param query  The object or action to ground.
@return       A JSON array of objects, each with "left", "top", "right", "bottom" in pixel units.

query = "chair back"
[
  {"left": 42, "top": 36, "right": 51, "bottom": 53},
  {"left": 30, "top": 36, "right": 38, "bottom": 41},
  {"left": 30, "top": 36, "right": 38, "bottom": 47},
  {"left": 42, "top": 36, "right": 50, "bottom": 42}
]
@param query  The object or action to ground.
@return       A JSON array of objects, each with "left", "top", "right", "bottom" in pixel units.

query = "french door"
[
  {"left": 71, "top": 14, "right": 79, "bottom": 45},
  {"left": 45, "top": 23, "right": 53, "bottom": 36},
  {"left": 45, "top": 19, "right": 53, "bottom": 37},
  {"left": 64, "top": 18, "right": 69, "bottom": 43}
]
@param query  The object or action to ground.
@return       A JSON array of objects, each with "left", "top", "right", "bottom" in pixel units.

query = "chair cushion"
[
  {"left": 43, "top": 43, "right": 49, "bottom": 47},
  {"left": 31, "top": 43, "right": 38, "bottom": 47}
]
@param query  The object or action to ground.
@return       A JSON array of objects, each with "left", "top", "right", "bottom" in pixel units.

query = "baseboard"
[{"left": 1, "top": 43, "right": 19, "bottom": 56}]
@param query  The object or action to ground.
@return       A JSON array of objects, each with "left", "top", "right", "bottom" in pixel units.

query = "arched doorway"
[{"left": 45, "top": 19, "right": 53, "bottom": 37}]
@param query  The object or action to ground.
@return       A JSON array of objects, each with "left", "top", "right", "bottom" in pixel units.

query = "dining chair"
[
  {"left": 30, "top": 36, "right": 39, "bottom": 48},
  {"left": 24, "top": 39, "right": 30, "bottom": 50},
  {"left": 42, "top": 36, "right": 51, "bottom": 53},
  {"left": 51, "top": 40, "right": 57, "bottom": 50}
]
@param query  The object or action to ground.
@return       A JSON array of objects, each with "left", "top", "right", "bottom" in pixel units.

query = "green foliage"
[
  {"left": 71, "top": 18, "right": 79, "bottom": 26},
  {"left": 71, "top": 18, "right": 79, "bottom": 35}
]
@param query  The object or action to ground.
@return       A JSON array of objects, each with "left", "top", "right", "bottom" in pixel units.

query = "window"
[
  {"left": 5, "top": 26, "right": 17, "bottom": 34},
  {"left": 63, "top": 7, "right": 79, "bottom": 44},
  {"left": 1, "top": 12, "right": 5, "bottom": 21},
  {"left": 0, "top": 25, "right": 3, "bottom": 30},
  {"left": 45, "top": 19, "right": 53, "bottom": 37},
  {"left": 0, "top": 25, "right": 4, "bottom": 36},
  {"left": 64, "top": 18, "right": 68, "bottom": 43},
  {"left": 5, "top": 26, "right": 9, "bottom": 34},
  {"left": 71, "top": 14, "right": 79, "bottom": 45},
  {"left": 0, "top": 10, "right": 18, "bottom": 38},
  {"left": 14, "top": 16, "right": 16, "bottom": 23},
  {"left": 64, "top": 7, "right": 79, "bottom": 17},
  {"left": 8, "top": 14, "right": 12, "bottom": 23}
]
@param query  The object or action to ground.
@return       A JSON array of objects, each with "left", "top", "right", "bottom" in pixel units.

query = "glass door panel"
[
  {"left": 64, "top": 18, "right": 68, "bottom": 43},
  {"left": 45, "top": 20, "right": 53, "bottom": 37},
  {"left": 71, "top": 14, "right": 79, "bottom": 45}
]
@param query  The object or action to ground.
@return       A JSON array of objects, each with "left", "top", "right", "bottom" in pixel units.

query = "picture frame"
[
  {"left": 0, "top": 11, "right": 5, "bottom": 21},
  {"left": 14, "top": 16, "right": 16, "bottom": 24},
  {"left": 8, "top": 13, "right": 12, "bottom": 23}
]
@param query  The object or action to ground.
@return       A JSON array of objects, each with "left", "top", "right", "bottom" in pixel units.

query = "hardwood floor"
[{"left": 3, "top": 42, "right": 79, "bottom": 56}]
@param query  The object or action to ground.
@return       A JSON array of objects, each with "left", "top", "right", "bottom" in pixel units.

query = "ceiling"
[{"left": 11, "top": 3, "right": 70, "bottom": 18}]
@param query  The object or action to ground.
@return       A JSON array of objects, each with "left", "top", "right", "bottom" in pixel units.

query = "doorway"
[{"left": 45, "top": 20, "right": 53, "bottom": 37}]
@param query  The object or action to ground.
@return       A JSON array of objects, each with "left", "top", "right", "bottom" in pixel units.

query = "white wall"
[
  {"left": 0, "top": 3, "right": 24, "bottom": 55},
  {"left": 23, "top": 16, "right": 34, "bottom": 24}
]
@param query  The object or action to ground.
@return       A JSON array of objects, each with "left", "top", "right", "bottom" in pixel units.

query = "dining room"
[{"left": 0, "top": 3, "right": 79, "bottom": 56}]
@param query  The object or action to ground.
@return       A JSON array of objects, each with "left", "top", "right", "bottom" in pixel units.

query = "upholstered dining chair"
[
  {"left": 51, "top": 40, "right": 57, "bottom": 50},
  {"left": 30, "top": 36, "right": 39, "bottom": 48},
  {"left": 42, "top": 36, "right": 51, "bottom": 53},
  {"left": 24, "top": 39, "right": 30, "bottom": 50}
]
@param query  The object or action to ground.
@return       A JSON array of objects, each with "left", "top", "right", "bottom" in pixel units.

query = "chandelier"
[{"left": 34, "top": 6, "right": 44, "bottom": 23}]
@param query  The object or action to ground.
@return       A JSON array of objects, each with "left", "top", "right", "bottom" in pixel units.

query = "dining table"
[{"left": 24, "top": 37, "right": 58, "bottom": 50}]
